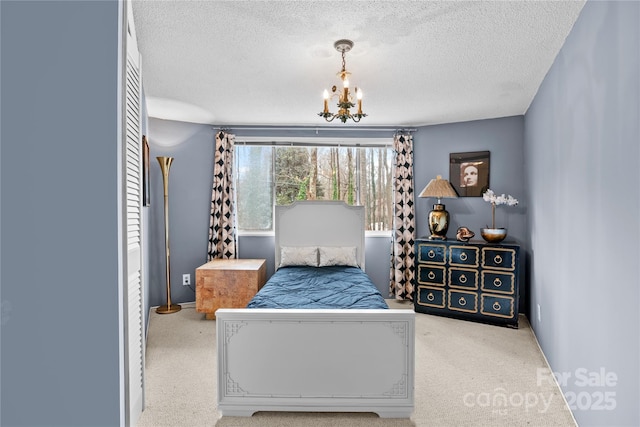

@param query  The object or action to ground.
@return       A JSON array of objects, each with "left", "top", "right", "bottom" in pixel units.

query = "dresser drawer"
[
  {"left": 449, "top": 268, "right": 478, "bottom": 289},
  {"left": 416, "top": 286, "right": 445, "bottom": 308},
  {"left": 417, "top": 243, "right": 446, "bottom": 264},
  {"left": 414, "top": 239, "right": 520, "bottom": 328},
  {"left": 449, "top": 245, "right": 479, "bottom": 267},
  {"left": 448, "top": 290, "right": 478, "bottom": 313},
  {"left": 481, "top": 247, "right": 516, "bottom": 271},
  {"left": 481, "top": 271, "right": 515, "bottom": 294},
  {"left": 481, "top": 294, "right": 515, "bottom": 319},
  {"left": 417, "top": 264, "right": 446, "bottom": 285}
]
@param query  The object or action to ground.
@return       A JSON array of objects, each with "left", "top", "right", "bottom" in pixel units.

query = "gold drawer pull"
[
  {"left": 493, "top": 301, "right": 502, "bottom": 311},
  {"left": 494, "top": 254, "right": 503, "bottom": 264},
  {"left": 428, "top": 271, "right": 436, "bottom": 280},
  {"left": 460, "top": 252, "right": 468, "bottom": 261},
  {"left": 427, "top": 249, "right": 436, "bottom": 258},
  {"left": 493, "top": 277, "right": 502, "bottom": 287},
  {"left": 427, "top": 293, "right": 435, "bottom": 302},
  {"left": 459, "top": 297, "right": 466, "bottom": 306},
  {"left": 459, "top": 274, "right": 468, "bottom": 284}
]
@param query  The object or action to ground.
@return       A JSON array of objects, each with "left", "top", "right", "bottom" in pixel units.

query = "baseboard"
[{"left": 529, "top": 319, "right": 578, "bottom": 426}]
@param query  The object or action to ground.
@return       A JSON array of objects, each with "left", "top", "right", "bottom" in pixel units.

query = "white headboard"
[{"left": 275, "top": 201, "right": 365, "bottom": 270}]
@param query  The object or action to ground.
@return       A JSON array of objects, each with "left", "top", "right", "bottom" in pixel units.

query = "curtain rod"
[
  {"left": 235, "top": 141, "right": 392, "bottom": 148},
  {"left": 213, "top": 126, "right": 416, "bottom": 133}
]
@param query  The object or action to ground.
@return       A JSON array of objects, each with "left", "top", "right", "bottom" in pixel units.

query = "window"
[{"left": 236, "top": 140, "right": 393, "bottom": 233}]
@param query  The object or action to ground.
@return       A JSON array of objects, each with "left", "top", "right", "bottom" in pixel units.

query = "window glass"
[
  {"left": 236, "top": 144, "right": 392, "bottom": 232},
  {"left": 236, "top": 146, "right": 273, "bottom": 231}
]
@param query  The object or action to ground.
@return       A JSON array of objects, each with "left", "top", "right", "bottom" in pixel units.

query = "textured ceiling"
[{"left": 131, "top": 0, "right": 585, "bottom": 127}]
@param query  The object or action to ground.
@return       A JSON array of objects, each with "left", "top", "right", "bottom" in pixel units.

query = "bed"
[{"left": 215, "top": 201, "right": 415, "bottom": 418}]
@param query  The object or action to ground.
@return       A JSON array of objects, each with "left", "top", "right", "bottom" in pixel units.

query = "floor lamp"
[{"left": 156, "top": 156, "right": 181, "bottom": 314}]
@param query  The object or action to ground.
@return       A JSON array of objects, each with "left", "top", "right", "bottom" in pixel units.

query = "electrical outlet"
[
  {"left": 537, "top": 304, "right": 541, "bottom": 322},
  {"left": 182, "top": 274, "right": 191, "bottom": 286}
]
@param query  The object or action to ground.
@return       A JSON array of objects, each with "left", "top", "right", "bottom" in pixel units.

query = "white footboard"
[{"left": 216, "top": 308, "right": 415, "bottom": 418}]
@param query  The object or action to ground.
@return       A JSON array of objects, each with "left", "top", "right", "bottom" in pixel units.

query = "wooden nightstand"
[{"left": 196, "top": 258, "right": 267, "bottom": 319}]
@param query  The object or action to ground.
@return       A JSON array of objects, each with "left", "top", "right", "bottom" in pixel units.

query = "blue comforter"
[{"left": 246, "top": 266, "right": 389, "bottom": 309}]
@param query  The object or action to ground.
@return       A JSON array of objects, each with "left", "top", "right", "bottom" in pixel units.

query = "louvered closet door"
[{"left": 124, "top": 2, "right": 144, "bottom": 425}]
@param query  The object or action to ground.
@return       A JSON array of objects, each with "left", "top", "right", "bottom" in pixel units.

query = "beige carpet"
[{"left": 136, "top": 300, "right": 576, "bottom": 427}]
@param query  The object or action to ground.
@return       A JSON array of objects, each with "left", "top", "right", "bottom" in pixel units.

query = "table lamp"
[{"left": 419, "top": 175, "right": 458, "bottom": 240}]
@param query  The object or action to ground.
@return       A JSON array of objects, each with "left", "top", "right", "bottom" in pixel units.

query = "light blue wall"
[
  {"left": 413, "top": 116, "right": 526, "bottom": 243},
  {"left": 412, "top": 116, "right": 527, "bottom": 311},
  {"left": 145, "top": 123, "right": 404, "bottom": 302},
  {"left": 147, "top": 121, "right": 214, "bottom": 309},
  {"left": 1, "top": 1, "right": 122, "bottom": 425},
  {"left": 146, "top": 117, "right": 526, "bottom": 306},
  {"left": 525, "top": 1, "right": 639, "bottom": 425},
  {"left": 5, "top": 2, "right": 631, "bottom": 425}
]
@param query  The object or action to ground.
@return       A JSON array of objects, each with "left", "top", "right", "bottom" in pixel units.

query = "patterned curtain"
[
  {"left": 389, "top": 133, "right": 416, "bottom": 300},
  {"left": 207, "top": 131, "right": 237, "bottom": 260}
]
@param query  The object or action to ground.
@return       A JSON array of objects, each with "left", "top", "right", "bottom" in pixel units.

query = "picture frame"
[
  {"left": 449, "top": 151, "right": 490, "bottom": 197},
  {"left": 143, "top": 135, "right": 150, "bottom": 206}
]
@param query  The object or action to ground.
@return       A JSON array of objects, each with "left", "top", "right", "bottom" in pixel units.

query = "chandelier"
[{"left": 318, "top": 39, "right": 367, "bottom": 123}]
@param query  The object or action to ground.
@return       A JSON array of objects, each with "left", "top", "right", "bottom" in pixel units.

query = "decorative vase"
[
  {"left": 428, "top": 203, "right": 450, "bottom": 240},
  {"left": 480, "top": 227, "right": 507, "bottom": 243}
]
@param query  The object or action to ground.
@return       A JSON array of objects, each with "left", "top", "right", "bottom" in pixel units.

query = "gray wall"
[
  {"left": 413, "top": 116, "right": 526, "bottom": 243},
  {"left": 147, "top": 121, "right": 214, "bottom": 310},
  {"left": 412, "top": 116, "right": 528, "bottom": 312},
  {"left": 146, "top": 117, "right": 526, "bottom": 308},
  {"left": 525, "top": 1, "right": 639, "bottom": 426},
  {"left": 4, "top": 2, "right": 630, "bottom": 425},
  {"left": 1, "top": 1, "right": 122, "bottom": 426},
  {"left": 145, "top": 123, "right": 403, "bottom": 303}
]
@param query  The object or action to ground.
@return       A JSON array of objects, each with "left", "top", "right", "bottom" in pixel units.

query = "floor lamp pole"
[{"left": 156, "top": 156, "right": 181, "bottom": 314}]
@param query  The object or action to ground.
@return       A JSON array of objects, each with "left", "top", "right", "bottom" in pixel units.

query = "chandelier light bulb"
[
  {"left": 323, "top": 89, "right": 329, "bottom": 113},
  {"left": 357, "top": 89, "right": 362, "bottom": 100},
  {"left": 343, "top": 78, "right": 349, "bottom": 88}
]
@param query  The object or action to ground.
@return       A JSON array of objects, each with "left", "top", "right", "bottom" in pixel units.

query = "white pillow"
[
  {"left": 279, "top": 246, "right": 318, "bottom": 268},
  {"left": 318, "top": 246, "right": 359, "bottom": 267}
]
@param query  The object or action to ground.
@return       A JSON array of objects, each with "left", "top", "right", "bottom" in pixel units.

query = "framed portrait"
[
  {"left": 449, "top": 151, "right": 490, "bottom": 197},
  {"left": 142, "top": 135, "right": 150, "bottom": 206}
]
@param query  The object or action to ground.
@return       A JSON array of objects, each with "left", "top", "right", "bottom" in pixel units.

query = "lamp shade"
[{"left": 419, "top": 175, "right": 458, "bottom": 200}]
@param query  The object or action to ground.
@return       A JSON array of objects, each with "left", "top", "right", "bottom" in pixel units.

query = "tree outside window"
[{"left": 236, "top": 144, "right": 392, "bottom": 232}]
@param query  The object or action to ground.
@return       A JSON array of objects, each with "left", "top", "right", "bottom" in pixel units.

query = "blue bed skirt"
[{"left": 246, "top": 266, "right": 389, "bottom": 309}]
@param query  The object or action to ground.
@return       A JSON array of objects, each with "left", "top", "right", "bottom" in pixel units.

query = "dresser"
[
  {"left": 414, "top": 239, "right": 520, "bottom": 328},
  {"left": 196, "top": 258, "right": 267, "bottom": 319}
]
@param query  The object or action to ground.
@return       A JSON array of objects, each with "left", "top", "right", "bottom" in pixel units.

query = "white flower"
[
  {"left": 483, "top": 189, "right": 518, "bottom": 206},
  {"left": 482, "top": 189, "right": 519, "bottom": 229},
  {"left": 504, "top": 195, "right": 519, "bottom": 206},
  {"left": 482, "top": 189, "right": 496, "bottom": 203}
]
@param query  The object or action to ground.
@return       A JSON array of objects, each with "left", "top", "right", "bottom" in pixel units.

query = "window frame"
[{"left": 235, "top": 136, "right": 393, "bottom": 237}]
